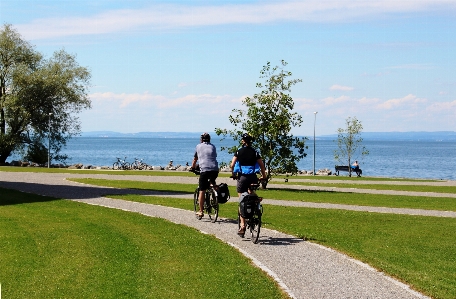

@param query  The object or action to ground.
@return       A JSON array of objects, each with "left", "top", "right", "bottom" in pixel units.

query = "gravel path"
[{"left": 0, "top": 171, "right": 441, "bottom": 299}]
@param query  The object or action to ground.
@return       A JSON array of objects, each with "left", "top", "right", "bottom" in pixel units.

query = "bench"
[{"left": 335, "top": 165, "right": 362, "bottom": 177}]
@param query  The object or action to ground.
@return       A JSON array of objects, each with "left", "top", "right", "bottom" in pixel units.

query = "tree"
[
  {"left": 216, "top": 60, "right": 307, "bottom": 185},
  {"left": 0, "top": 24, "right": 91, "bottom": 164},
  {"left": 334, "top": 116, "right": 369, "bottom": 177}
]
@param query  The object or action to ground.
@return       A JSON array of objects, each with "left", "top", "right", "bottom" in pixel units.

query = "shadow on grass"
[{"left": 0, "top": 181, "right": 189, "bottom": 206}]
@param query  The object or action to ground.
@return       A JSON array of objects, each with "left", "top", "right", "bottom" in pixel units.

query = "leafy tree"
[
  {"left": 216, "top": 60, "right": 307, "bottom": 185},
  {"left": 0, "top": 24, "right": 91, "bottom": 164},
  {"left": 334, "top": 116, "right": 369, "bottom": 177}
]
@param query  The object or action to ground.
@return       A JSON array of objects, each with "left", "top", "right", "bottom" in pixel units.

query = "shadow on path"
[{"left": 0, "top": 180, "right": 188, "bottom": 206}]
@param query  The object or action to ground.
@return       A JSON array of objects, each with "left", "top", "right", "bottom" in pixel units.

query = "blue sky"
[{"left": 1, "top": 0, "right": 455, "bottom": 136}]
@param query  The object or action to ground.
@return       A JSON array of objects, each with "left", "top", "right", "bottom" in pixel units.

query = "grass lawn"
[
  {"left": 0, "top": 166, "right": 439, "bottom": 182},
  {"left": 69, "top": 178, "right": 456, "bottom": 212},
  {"left": 106, "top": 193, "right": 456, "bottom": 299},
  {"left": 273, "top": 181, "right": 456, "bottom": 194},
  {"left": 0, "top": 188, "right": 288, "bottom": 299}
]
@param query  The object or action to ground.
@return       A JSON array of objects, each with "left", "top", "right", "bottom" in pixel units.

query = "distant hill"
[
  {"left": 319, "top": 131, "right": 456, "bottom": 141},
  {"left": 80, "top": 131, "right": 456, "bottom": 141}
]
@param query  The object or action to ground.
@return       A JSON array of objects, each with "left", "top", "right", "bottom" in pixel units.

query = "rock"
[
  {"left": 220, "top": 165, "right": 231, "bottom": 172},
  {"left": 10, "top": 160, "right": 21, "bottom": 166},
  {"left": 317, "top": 168, "right": 332, "bottom": 176}
]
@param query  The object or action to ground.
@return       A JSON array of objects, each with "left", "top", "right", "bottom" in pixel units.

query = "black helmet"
[
  {"left": 201, "top": 132, "right": 211, "bottom": 142},
  {"left": 241, "top": 133, "right": 253, "bottom": 143}
]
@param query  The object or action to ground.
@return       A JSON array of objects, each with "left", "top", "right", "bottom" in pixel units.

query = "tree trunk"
[
  {"left": 0, "top": 150, "right": 11, "bottom": 164},
  {"left": 0, "top": 107, "right": 5, "bottom": 135}
]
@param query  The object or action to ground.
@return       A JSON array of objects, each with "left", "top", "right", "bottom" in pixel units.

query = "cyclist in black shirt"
[{"left": 230, "top": 133, "right": 266, "bottom": 235}]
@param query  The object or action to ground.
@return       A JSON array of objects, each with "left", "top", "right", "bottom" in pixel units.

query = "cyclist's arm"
[
  {"left": 191, "top": 152, "right": 198, "bottom": 169},
  {"left": 230, "top": 156, "right": 237, "bottom": 171},
  {"left": 257, "top": 158, "right": 267, "bottom": 180}
]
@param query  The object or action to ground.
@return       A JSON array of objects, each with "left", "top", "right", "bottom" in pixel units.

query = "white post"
[
  {"left": 48, "top": 113, "right": 52, "bottom": 168},
  {"left": 313, "top": 111, "right": 318, "bottom": 176}
]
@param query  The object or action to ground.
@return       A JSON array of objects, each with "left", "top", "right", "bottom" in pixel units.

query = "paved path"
[{"left": 0, "top": 171, "right": 440, "bottom": 299}]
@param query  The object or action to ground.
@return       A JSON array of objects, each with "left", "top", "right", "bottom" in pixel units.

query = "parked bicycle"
[
  {"left": 113, "top": 157, "right": 131, "bottom": 170},
  {"left": 190, "top": 167, "right": 219, "bottom": 223},
  {"left": 237, "top": 180, "right": 264, "bottom": 244},
  {"left": 131, "top": 158, "right": 149, "bottom": 170}
]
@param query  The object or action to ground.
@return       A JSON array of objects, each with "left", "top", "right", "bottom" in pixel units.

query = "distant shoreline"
[{"left": 80, "top": 131, "right": 456, "bottom": 141}]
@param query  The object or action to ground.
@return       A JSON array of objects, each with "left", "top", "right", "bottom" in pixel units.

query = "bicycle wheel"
[
  {"left": 250, "top": 214, "right": 261, "bottom": 244},
  {"left": 206, "top": 189, "right": 219, "bottom": 223},
  {"left": 113, "top": 162, "right": 120, "bottom": 170},
  {"left": 193, "top": 188, "right": 200, "bottom": 219},
  {"left": 131, "top": 162, "right": 138, "bottom": 170},
  {"left": 123, "top": 162, "right": 131, "bottom": 170}
]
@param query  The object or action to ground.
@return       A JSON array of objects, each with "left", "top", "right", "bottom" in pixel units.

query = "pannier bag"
[
  {"left": 217, "top": 183, "right": 230, "bottom": 204},
  {"left": 239, "top": 194, "right": 258, "bottom": 219}
]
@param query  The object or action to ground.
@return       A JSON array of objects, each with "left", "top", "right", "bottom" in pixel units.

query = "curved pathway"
[{"left": 0, "top": 171, "right": 437, "bottom": 299}]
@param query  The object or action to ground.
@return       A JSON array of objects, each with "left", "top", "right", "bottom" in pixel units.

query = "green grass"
[
  {"left": 0, "top": 166, "right": 231, "bottom": 178},
  {"left": 106, "top": 193, "right": 456, "bottom": 299},
  {"left": 0, "top": 166, "right": 441, "bottom": 182},
  {"left": 69, "top": 178, "right": 456, "bottom": 212},
  {"left": 273, "top": 175, "right": 437, "bottom": 182},
  {"left": 275, "top": 181, "right": 456, "bottom": 194},
  {"left": 0, "top": 188, "right": 288, "bottom": 299}
]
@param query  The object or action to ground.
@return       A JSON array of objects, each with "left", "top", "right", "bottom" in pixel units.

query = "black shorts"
[
  {"left": 237, "top": 174, "right": 258, "bottom": 194},
  {"left": 199, "top": 171, "right": 219, "bottom": 190}
]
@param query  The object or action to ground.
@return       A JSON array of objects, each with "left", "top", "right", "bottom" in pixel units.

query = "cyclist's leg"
[
  {"left": 237, "top": 175, "right": 257, "bottom": 230},
  {"left": 198, "top": 190, "right": 205, "bottom": 214},
  {"left": 197, "top": 172, "right": 211, "bottom": 216},
  {"left": 208, "top": 170, "right": 219, "bottom": 192}
]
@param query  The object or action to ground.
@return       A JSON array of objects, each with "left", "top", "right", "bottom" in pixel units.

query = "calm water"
[{"left": 8, "top": 137, "right": 456, "bottom": 180}]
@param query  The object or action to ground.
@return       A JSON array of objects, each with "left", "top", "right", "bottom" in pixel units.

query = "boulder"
[
  {"left": 10, "top": 160, "right": 21, "bottom": 166},
  {"left": 220, "top": 165, "right": 231, "bottom": 172}
]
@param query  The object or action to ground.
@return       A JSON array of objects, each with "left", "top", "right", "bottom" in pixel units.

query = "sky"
[{"left": 1, "top": 0, "right": 456, "bottom": 136}]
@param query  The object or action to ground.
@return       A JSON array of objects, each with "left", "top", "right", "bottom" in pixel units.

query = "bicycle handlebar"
[{"left": 189, "top": 167, "right": 201, "bottom": 175}]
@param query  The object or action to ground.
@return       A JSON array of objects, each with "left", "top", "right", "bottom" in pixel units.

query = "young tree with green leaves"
[
  {"left": 334, "top": 116, "right": 369, "bottom": 177},
  {"left": 216, "top": 60, "right": 307, "bottom": 185},
  {"left": 0, "top": 24, "right": 91, "bottom": 164}
]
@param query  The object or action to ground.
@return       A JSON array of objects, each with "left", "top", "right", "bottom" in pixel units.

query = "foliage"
[
  {"left": 215, "top": 60, "right": 307, "bottom": 183},
  {"left": 23, "top": 139, "right": 48, "bottom": 164},
  {"left": 0, "top": 24, "right": 91, "bottom": 164},
  {"left": 334, "top": 116, "right": 369, "bottom": 177}
]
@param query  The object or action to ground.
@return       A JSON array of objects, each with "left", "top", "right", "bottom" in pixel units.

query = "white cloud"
[
  {"left": 427, "top": 100, "right": 456, "bottom": 111},
  {"left": 376, "top": 94, "right": 427, "bottom": 110},
  {"left": 90, "top": 92, "right": 165, "bottom": 108},
  {"left": 90, "top": 91, "right": 234, "bottom": 109},
  {"left": 330, "top": 84, "right": 354, "bottom": 91},
  {"left": 17, "top": 0, "right": 456, "bottom": 40},
  {"left": 322, "top": 95, "right": 351, "bottom": 105}
]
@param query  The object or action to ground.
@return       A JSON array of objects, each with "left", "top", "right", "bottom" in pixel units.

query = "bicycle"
[
  {"left": 113, "top": 157, "right": 131, "bottom": 170},
  {"left": 190, "top": 167, "right": 219, "bottom": 223},
  {"left": 131, "top": 158, "right": 148, "bottom": 170},
  {"left": 237, "top": 180, "right": 264, "bottom": 244}
]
